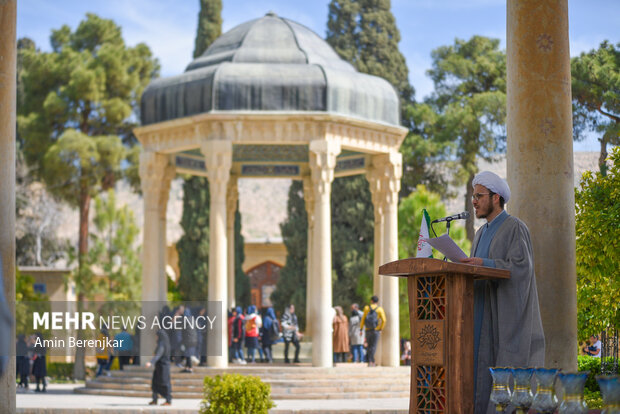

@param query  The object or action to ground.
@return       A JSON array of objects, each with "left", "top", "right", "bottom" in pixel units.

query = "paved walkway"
[{"left": 16, "top": 384, "right": 409, "bottom": 413}]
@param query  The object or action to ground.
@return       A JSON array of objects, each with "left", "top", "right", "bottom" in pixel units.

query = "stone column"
[
  {"left": 366, "top": 164, "right": 385, "bottom": 300},
  {"left": 0, "top": 1, "right": 16, "bottom": 412},
  {"left": 309, "top": 140, "right": 340, "bottom": 367},
  {"left": 139, "top": 151, "right": 170, "bottom": 361},
  {"left": 506, "top": 0, "right": 576, "bottom": 369},
  {"left": 302, "top": 176, "right": 315, "bottom": 339},
  {"left": 226, "top": 177, "right": 238, "bottom": 308},
  {"left": 379, "top": 152, "right": 402, "bottom": 367},
  {"left": 202, "top": 140, "right": 232, "bottom": 367},
  {"left": 367, "top": 159, "right": 386, "bottom": 367},
  {"left": 158, "top": 165, "right": 175, "bottom": 303}
]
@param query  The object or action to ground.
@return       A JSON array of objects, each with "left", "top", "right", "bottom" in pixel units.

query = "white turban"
[{"left": 472, "top": 171, "right": 511, "bottom": 203}]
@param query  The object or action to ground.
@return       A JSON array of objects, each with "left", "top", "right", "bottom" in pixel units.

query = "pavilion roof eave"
[{"left": 134, "top": 110, "right": 408, "bottom": 155}]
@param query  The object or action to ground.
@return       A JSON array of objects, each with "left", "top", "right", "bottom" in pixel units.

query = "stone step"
[
  {"left": 103, "top": 372, "right": 410, "bottom": 382},
  {"left": 75, "top": 386, "right": 410, "bottom": 400},
  {"left": 120, "top": 363, "right": 408, "bottom": 374},
  {"left": 79, "top": 365, "right": 411, "bottom": 399},
  {"left": 85, "top": 380, "right": 409, "bottom": 394},
  {"left": 92, "top": 376, "right": 409, "bottom": 387}
]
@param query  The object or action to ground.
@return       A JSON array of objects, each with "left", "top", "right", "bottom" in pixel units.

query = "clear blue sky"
[{"left": 17, "top": 0, "right": 619, "bottom": 152}]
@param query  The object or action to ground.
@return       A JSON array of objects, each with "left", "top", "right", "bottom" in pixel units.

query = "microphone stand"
[{"left": 442, "top": 218, "right": 454, "bottom": 261}]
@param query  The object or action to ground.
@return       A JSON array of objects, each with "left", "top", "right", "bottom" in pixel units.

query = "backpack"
[
  {"left": 365, "top": 306, "right": 380, "bottom": 330},
  {"left": 245, "top": 317, "right": 257, "bottom": 334},
  {"left": 269, "top": 319, "right": 280, "bottom": 341}
]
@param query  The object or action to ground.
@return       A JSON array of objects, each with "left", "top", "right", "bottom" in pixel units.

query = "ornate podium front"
[{"left": 379, "top": 258, "right": 510, "bottom": 413}]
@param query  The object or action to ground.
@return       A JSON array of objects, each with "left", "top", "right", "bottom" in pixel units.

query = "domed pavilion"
[{"left": 135, "top": 12, "right": 407, "bottom": 368}]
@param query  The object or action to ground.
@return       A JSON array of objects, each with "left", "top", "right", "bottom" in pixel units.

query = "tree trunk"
[
  {"left": 72, "top": 187, "right": 91, "bottom": 380},
  {"left": 599, "top": 138, "right": 608, "bottom": 176},
  {"left": 465, "top": 173, "right": 475, "bottom": 243}
]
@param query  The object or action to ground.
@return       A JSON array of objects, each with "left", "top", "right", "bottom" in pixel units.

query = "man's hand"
[
  {"left": 146, "top": 361, "right": 152, "bottom": 368},
  {"left": 460, "top": 257, "right": 483, "bottom": 266}
]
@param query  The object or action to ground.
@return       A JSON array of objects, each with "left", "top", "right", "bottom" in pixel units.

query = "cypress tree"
[
  {"left": 271, "top": 181, "right": 308, "bottom": 329},
  {"left": 177, "top": 177, "right": 210, "bottom": 301},
  {"left": 330, "top": 176, "right": 374, "bottom": 306},
  {"left": 234, "top": 207, "right": 251, "bottom": 307},
  {"left": 193, "top": 0, "right": 222, "bottom": 58}
]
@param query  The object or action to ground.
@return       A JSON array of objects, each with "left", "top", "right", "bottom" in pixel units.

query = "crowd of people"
[{"left": 331, "top": 296, "right": 392, "bottom": 366}]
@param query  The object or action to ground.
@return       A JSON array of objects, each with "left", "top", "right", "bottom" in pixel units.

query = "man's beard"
[{"left": 476, "top": 203, "right": 494, "bottom": 219}]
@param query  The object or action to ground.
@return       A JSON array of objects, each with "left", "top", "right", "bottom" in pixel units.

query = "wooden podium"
[{"left": 379, "top": 258, "right": 510, "bottom": 413}]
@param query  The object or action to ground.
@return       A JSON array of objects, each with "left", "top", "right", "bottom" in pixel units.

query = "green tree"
[
  {"left": 88, "top": 189, "right": 142, "bottom": 302},
  {"left": 272, "top": 181, "right": 308, "bottom": 328},
  {"left": 331, "top": 176, "right": 374, "bottom": 308},
  {"left": 193, "top": 0, "right": 222, "bottom": 58},
  {"left": 234, "top": 208, "right": 250, "bottom": 307},
  {"left": 575, "top": 146, "right": 620, "bottom": 338},
  {"left": 17, "top": 13, "right": 158, "bottom": 378},
  {"left": 425, "top": 36, "right": 507, "bottom": 241},
  {"left": 571, "top": 41, "right": 619, "bottom": 174},
  {"left": 397, "top": 185, "right": 470, "bottom": 338},
  {"left": 177, "top": 176, "right": 210, "bottom": 301}
]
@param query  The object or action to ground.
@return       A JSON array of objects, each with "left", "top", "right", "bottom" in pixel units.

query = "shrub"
[
  {"left": 577, "top": 355, "right": 601, "bottom": 393},
  {"left": 584, "top": 389, "right": 603, "bottom": 409},
  {"left": 200, "top": 373, "right": 275, "bottom": 414},
  {"left": 47, "top": 362, "right": 74, "bottom": 380}
]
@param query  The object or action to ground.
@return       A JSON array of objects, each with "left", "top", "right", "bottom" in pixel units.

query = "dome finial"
[{"left": 265, "top": 11, "right": 277, "bottom": 17}]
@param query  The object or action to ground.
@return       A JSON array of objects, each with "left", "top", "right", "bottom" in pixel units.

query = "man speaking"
[{"left": 460, "top": 171, "right": 545, "bottom": 413}]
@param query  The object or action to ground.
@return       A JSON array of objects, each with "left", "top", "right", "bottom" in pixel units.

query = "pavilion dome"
[{"left": 140, "top": 12, "right": 400, "bottom": 126}]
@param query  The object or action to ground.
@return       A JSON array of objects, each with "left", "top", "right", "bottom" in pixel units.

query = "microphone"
[{"left": 432, "top": 211, "right": 470, "bottom": 223}]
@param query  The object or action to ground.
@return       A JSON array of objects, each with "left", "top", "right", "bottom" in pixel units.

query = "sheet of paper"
[{"left": 426, "top": 234, "right": 468, "bottom": 262}]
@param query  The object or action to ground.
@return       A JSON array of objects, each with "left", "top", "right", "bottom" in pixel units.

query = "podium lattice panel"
[
  {"left": 416, "top": 275, "right": 446, "bottom": 320},
  {"left": 415, "top": 365, "right": 446, "bottom": 412}
]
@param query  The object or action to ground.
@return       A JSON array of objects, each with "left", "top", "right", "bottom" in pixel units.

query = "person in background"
[
  {"left": 332, "top": 306, "right": 349, "bottom": 363},
  {"left": 95, "top": 327, "right": 111, "bottom": 377},
  {"left": 281, "top": 304, "right": 302, "bottom": 363},
  {"left": 401, "top": 341, "right": 412, "bottom": 366},
  {"left": 146, "top": 329, "right": 172, "bottom": 406},
  {"left": 585, "top": 335, "right": 602, "bottom": 358},
  {"left": 244, "top": 305, "right": 262, "bottom": 363},
  {"left": 349, "top": 303, "right": 365, "bottom": 363},
  {"left": 360, "top": 295, "right": 386, "bottom": 367},
  {"left": 181, "top": 306, "right": 198, "bottom": 373},
  {"left": 16, "top": 334, "right": 30, "bottom": 389},
  {"left": 197, "top": 306, "right": 208, "bottom": 366},
  {"left": 260, "top": 307, "right": 278, "bottom": 363},
  {"left": 231, "top": 306, "right": 246, "bottom": 364},
  {"left": 114, "top": 328, "right": 133, "bottom": 371},
  {"left": 227, "top": 308, "right": 235, "bottom": 363},
  {"left": 32, "top": 332, "right": 47, "bottom": 392}
]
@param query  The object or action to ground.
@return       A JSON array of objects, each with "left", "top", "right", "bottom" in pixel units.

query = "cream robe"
[{"left": 472, "top": 215, "right": 545, "bottom": 413}]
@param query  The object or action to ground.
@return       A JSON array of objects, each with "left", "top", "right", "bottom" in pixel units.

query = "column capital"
[
  {"left": 309, "top": 140, "right": 340, "bottom": 197},
  {"left": 201, "top": 140, "right": 233, "bottom": 199},
  {"left": 139, "top": 151, "right": 171, "bottom": 210},
  {"left": 367, "top": 151, "right": 403, "bottom": 208}
]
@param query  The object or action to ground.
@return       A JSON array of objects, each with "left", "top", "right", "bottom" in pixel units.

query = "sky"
[{"left": 16, "top": 0, "right": 619, "bottom": 152}]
